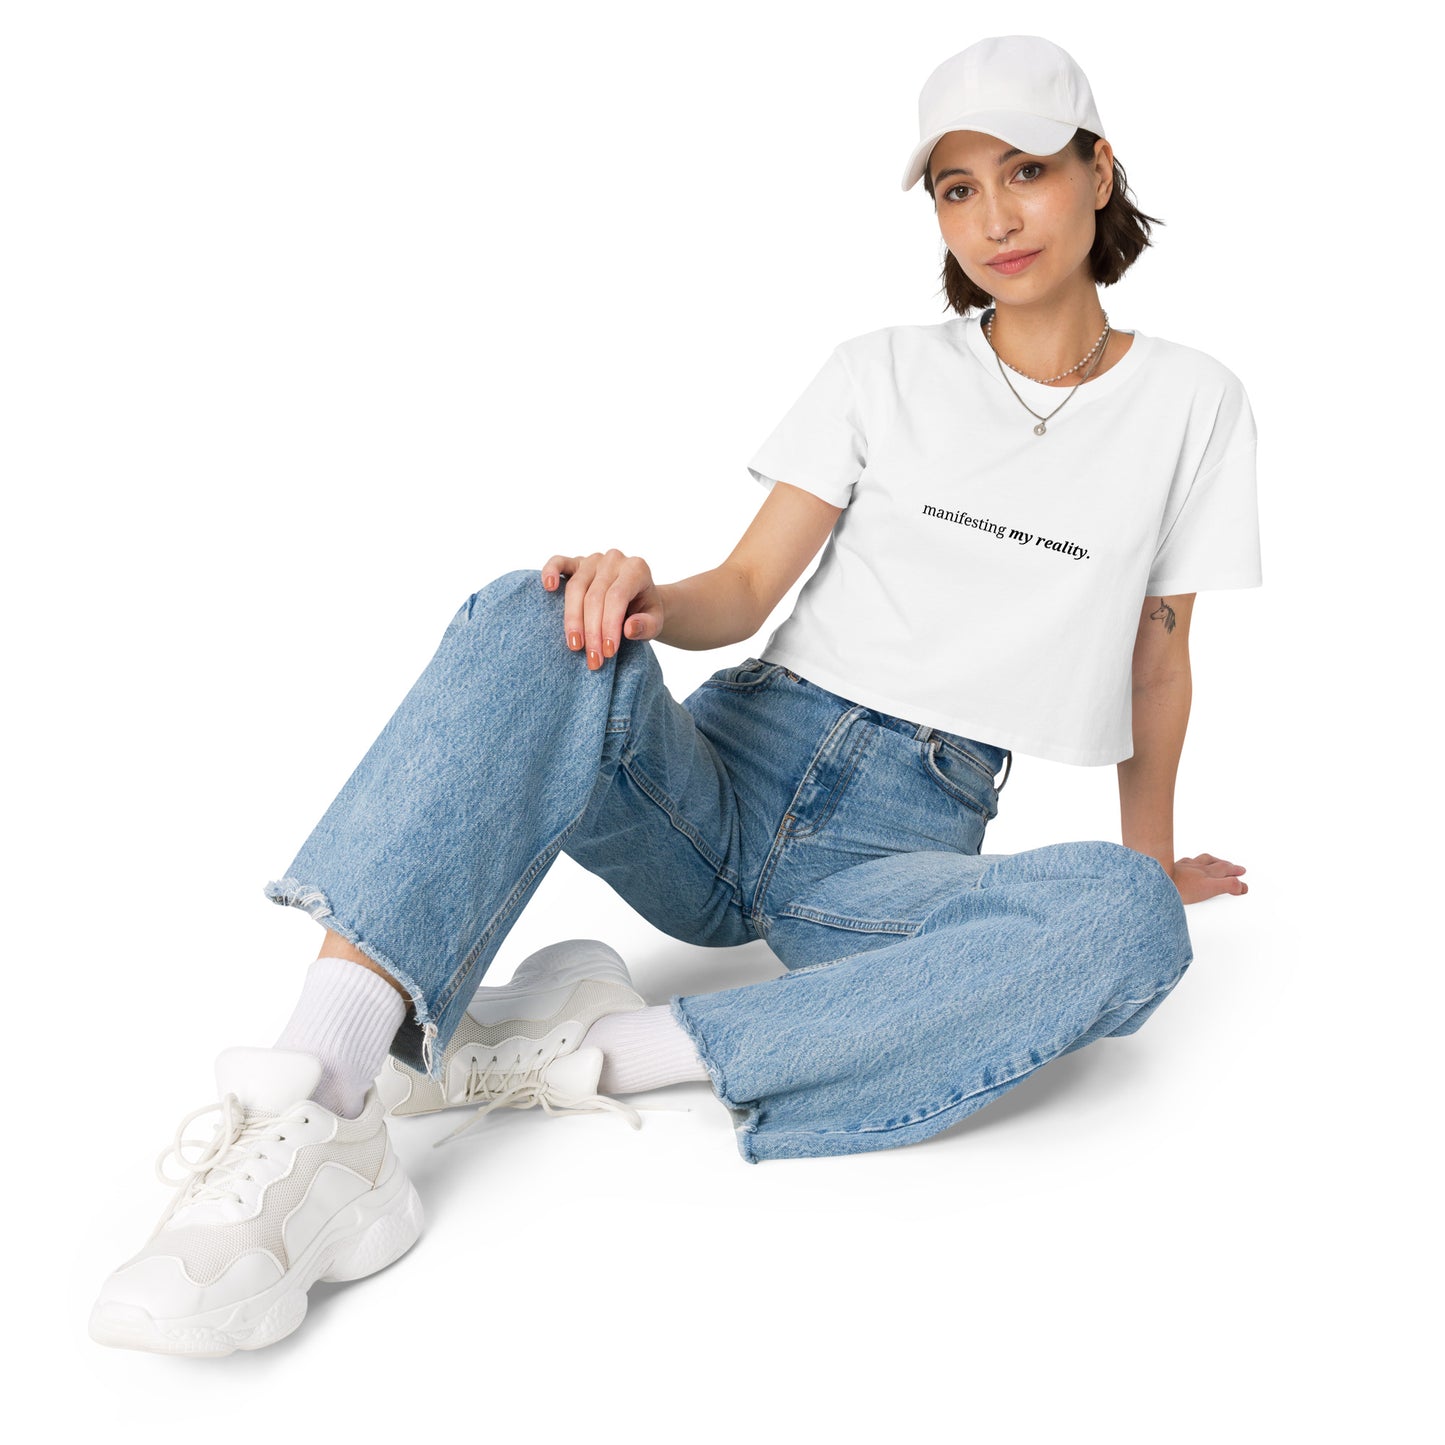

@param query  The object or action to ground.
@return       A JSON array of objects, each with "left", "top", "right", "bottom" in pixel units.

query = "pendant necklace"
[{"left": 984, "top": 305, "right": 1111, "bottom": 436}]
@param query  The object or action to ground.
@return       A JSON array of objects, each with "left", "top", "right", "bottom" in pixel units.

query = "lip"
[{"left": 986, "top": 249, "right": 1041, "bottom": 274}]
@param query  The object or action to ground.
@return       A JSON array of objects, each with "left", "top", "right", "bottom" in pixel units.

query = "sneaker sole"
[{"left": 88, "top": 1162, "right": 424, "bottom": 1357}]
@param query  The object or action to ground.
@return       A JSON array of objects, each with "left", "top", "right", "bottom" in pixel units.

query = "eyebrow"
[{"left": 932, "top": 147, "right": 1027, "bottom": 185}]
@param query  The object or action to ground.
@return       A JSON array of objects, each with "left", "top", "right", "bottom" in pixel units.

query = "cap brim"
[{"left": 900, "top": 112, "right": 1079, "bottom": 191}]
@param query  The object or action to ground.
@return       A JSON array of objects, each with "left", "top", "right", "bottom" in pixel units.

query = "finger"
[
  {"left": 1207, "top": 875, "right": 1249, "bottom": 897},
  {"left": 623, "top": 606, "right": 660, "bottom": 641},
  {"left": 540, "top": 555, "right": 576, "bottom": 592},
  {"left": 562, "top": 557, "right": 597, "bottom": 653},
  {"left": 602, "top": 561, "right": 646, "bottom": 657},
  {"left": 583, "top": 554, "right": 621, "bottom": 668}
]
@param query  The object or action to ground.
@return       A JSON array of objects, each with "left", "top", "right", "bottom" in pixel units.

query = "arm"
[
  {"left": 1119, "top": 593, "right": 1250, "bottom": 903},
  {"left": 541, "top": 482, "right": 844, "bottom": 667},
  {"left": 656, "top": 481, "right": 845, "bottom": 651},
  {"left": 1118, "top": 593, "right": 1193, "bottom": 878}
]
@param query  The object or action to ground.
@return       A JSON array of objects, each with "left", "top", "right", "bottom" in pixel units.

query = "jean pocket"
[
  {"left": 701, "top": 657, "right": 785, "bottom": 691},
  {"left": 919, "top": 734, "right": 999, "bottom": 821}
]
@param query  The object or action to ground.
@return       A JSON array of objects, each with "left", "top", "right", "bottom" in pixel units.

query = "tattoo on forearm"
[{"left": 1148, "top": 598, "right": 1177, "bottom": 633}]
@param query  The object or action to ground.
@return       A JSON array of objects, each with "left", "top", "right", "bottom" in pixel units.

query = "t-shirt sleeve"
[
  {"left": 746, "top": 345, "right": 865, "bottom": 509},
  {"left": 1146, "top": 374, "right": 1263, "bottom": 594}
]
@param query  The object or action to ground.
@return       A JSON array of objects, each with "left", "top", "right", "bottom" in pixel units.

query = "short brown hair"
[{"left": 921, "top": 130, "right": 1165, "bottom": 316}]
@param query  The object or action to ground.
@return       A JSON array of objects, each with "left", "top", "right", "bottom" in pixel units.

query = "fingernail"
[
  {"left": 568, "top": 631, "right": 581, "bottom": 650},
  {"left": 588, "top": 648, "right": 600, "bottom": 667},
  {"left": 603, "top": 638, "right": 615, "bottom": 657}
]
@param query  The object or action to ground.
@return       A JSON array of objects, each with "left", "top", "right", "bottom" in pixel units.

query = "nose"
[
  {"left": 982, "top": 191, "right": 1022, "bottom": 244},
  {"left": 985, "top": 210, "right": 1021, "bottom": 245}
]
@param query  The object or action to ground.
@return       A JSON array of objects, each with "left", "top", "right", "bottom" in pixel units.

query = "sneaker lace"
[
  {"left": 154, "top": 1094, "right": 308, "bottom": 1207},
  {"left": 433, "top": 1048, "right": 687, "bottom": 1148}
]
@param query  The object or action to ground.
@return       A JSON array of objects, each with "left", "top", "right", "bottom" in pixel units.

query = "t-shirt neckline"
[{"left": 960, "top": 307, "right": 1150, "bottom": 408}]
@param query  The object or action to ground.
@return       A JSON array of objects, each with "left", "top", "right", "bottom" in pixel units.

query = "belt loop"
[{"left": 915, "top": 722, "right": 934, "bottom": 743}]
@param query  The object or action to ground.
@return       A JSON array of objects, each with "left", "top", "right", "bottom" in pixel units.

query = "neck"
[{"left": 986, "top": 295, "right": 1110, "bottom": 380}]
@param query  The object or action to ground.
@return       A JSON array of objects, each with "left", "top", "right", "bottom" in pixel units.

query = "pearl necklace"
[{"left": 984, "top": 306, "right": 1112, "bottom": 436}]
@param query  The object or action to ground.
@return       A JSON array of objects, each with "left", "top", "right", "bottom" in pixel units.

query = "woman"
[{"left": 91, "top": 34, "right": 1261, "bottom": 1356}]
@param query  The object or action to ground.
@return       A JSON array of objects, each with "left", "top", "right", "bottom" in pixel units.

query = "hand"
[
  {"left": 1171, "top": 852, "right": 1249, "bottom": 905},
  {"left": 540, "top": 550, "right": 666, "bottom": 670}
]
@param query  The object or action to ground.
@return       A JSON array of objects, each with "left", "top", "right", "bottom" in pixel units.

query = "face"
[{"left": 929, "top": 130, "right": 1114, "bottom": 303}]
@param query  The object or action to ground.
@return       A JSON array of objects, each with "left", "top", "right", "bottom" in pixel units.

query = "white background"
[{"left": 2, "top": 1, "right": 1435, "bottom": 1439}]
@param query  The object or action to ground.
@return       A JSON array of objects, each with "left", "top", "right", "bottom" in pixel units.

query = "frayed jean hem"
[
  {"left": 669, "top": 995, "right": 763, "bottom": 1165},
  {"left": 262, "top": 875, "right": 443, "bottom": 1078},
  {"left": 668, "top": 963, "right": 1192, "bottom": 1165}
]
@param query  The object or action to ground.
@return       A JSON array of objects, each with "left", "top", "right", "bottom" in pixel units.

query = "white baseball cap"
[{"left": 901, "top": 35, "right": 1107, "bottom": 192}]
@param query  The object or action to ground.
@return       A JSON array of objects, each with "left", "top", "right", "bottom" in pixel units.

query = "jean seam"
[
  {"left": 920, "top": 739, "right": 994, "bottom": 821},
  {"left": 766, "top": 927, "right": 925, "bottom": 978},
  {"left": 698, "top": 661, "right": 784, "bottom": 693},
  {"left": 748, "top": 705, "right": 865, "bottom": 928},
  {"left": 619, "top": 751, "right": 735, "bottom": 894},
  {"left": 438, "top": 831, "right": 574, "bottom": 1017},
  {"left": 1103, "top": 964, "right": 1190, "bottom": 1013},
  {"left": 773, "top": 904, "right": 922, "bottom": 934},
  {"left": 785, "top": 714, "right": 875, "bottom": 839},
  {"left": 932, "top": 735, "right": 999, "bottom": 788},
  {"left": 437, "top": 714, "right": 635, "bottom": 1015},
  {"left": 438, "top": 712, "right": 729, "bottom": 1024}
]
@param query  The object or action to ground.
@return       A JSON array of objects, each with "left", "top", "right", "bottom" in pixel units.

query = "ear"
[{"left": 1094, "top": 139, "right": 1114, "bottom": 208}]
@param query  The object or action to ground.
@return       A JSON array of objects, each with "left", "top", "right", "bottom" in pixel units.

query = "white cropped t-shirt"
[{"left": 746, "top": 311, "right": 1263, "bottom": 766}]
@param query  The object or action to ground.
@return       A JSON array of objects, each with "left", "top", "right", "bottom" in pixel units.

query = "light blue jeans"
[{"left": 264, "top": 568, "right": 1193, "bottom": 1163}]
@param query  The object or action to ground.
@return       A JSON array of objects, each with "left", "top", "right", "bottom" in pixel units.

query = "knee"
[
  {"left": 1113, "top": 843, "right": 1182, "bottom": 910},
  {"left": 1069, "top": 840, "right": 1174, "bottom": 894},
  {"left": 430, "top": 569, "right": 556, "bottom": 667},
  {"left": 457, "top": 568, "right": 554, "bottom": 632},
  {"left": 1093, "top": 840, "right": 1160, "bottom": 876},
  {"left": 1044, "top": 841, "right": 1188, "bottom": 977},
  {"left": 461, "top": 567, "right": 542, "bottom": 612},
  {"left": 1105, "top": 845, "right": 1192, "bottom": 980},
  {"left": 1080, "top": 840, "right": 1184, "bottom": 918}
]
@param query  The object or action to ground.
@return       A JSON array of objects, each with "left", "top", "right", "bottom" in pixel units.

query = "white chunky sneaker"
[
  {"left": 377, "top": 938, "right": 650, "bottom": 1140},
  {"left": 90, "top": 1047, "right": 424, "bottom": 1357}
]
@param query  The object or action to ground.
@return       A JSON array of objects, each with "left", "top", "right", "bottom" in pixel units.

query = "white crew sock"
[
  {"left": 274, "top": 955, "right": 407, "bottom": 1118},
  {"left": 581, "top": 1004, "right": 710, "bottom": 1094}
]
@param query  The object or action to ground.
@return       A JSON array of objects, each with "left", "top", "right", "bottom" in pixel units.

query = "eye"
[{"left": 942, "top": 163, "right": 1045, "bottom": 203}]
